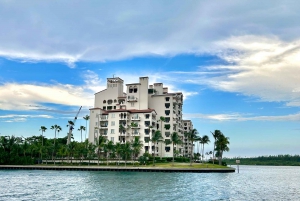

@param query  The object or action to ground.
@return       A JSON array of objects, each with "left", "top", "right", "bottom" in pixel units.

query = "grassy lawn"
[
  {"left": 36, "top": 162, "right": 228, "bottom": 169},
  {"left": 146, "top": 163, "right": 228, "bottom": 169}
]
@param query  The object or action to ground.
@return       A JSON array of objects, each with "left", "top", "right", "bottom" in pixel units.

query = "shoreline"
[{"left": 0, "top": 165, "right": 235, "bottom": 173}]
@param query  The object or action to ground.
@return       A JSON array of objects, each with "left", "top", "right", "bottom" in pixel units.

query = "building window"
[
  {"left": 165, "top": 110, "right": 170, "bottom": 115},
  {"left": 103, "top": 106, "right": 106, "bottom": 110},
  {"left": 108, "top": 99, "right": 113, "bottom": 104},
  {"left": 144, "top": 137, "right": 150, "bottom": 143},
  {"left": 114, "top": 99, "right": 117, "bottom": 103},
  {"left": 165, "top": 147, "right": 170, "bottom": 152},
  {"left": 103, "top": 100, "right": 107, "bottom": 104},
  {"left": 129, "top": 86, "right": 133, "bottom": 93},
  {"left": 165, "top": 97, "right": 170, "bottom": 101},
  {"left": 165, "top": 103, "right": 170, "bottom": 108},
  {"left": 165, "top": 132, "right": 170, "bottom": 137},
  {"left": 144, "top": 129, "right": 149, "bottom": 135},
  {"left": 132, "top": 114, "right": 139, "bottom": 119},
  {"left": 111, "top": 137, "right": 114, "bottom": 142},
  {"left": 114, "top": 106, "right": 116, "bottom": 109},
  {"left": 165, "top": 117, "right": 170, "bottom": 123},
  {"left": 111, "top": 129, "right": 115, "bottom": 134},
  {"left": 145, "top": 114, "right": 150, "bottom": 119},
  {"left": 133, "top": 86, "right": 138, "bottom": 93},
  {"left": 111, "top": 121, "right": 115, "bottom": 126}
]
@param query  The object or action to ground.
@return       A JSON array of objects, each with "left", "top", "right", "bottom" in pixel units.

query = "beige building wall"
[{"left": 89, "top": 76, "right": 192, "bottom": 158}]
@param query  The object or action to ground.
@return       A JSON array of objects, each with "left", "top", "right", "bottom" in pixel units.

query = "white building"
[
  {"left": 182, "top": 120, "right": 194, "bottom": 157},
  {"left": 89, "top": 76, "right": 193, "bottom": 157}
]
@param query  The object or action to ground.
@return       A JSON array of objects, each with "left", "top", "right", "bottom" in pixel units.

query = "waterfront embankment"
[{"left": 0, "top": 165, "right": 235, "bottom": 173}]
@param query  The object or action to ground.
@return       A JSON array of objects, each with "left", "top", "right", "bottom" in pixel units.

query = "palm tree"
[
  {"left": 215, "top": 134, "right": 230, "bottom": 165},
  {"left": 78, "top": 126, "right": 86, "bottom": 142},
  {"left": 151, "top": 130, "right": 163, "bottom": 166},
  {"left": 39, "top": 126, "right": 47, "bottom": 146},
  {"left": 83, "top": 115, "right": 90, "bottom": 141},
  {"left": 95, "top": 135, "right": 106, "bottom": 165},
  {"left": 211, "top": 130, "right": 222, "bottom": 164},
  {"left": 115, "top": 142, "right": 122, "bottom": 165},
  {"left": 39, "top": 126, "right": 47, "bottom": 162},
  {"left": 170, "top": 132, "right": 182, "bottom": 166},
  {"left": 200, "top": 135, "right": 210, "bottom": 163},
  {"left": 121, "top": 142, "right": 132, "bottom": 167},
  {"left": 50, "top": 125, "right": 62, "bottom": 165},
  {"left": 187, "top": 129, "right": 198, "bottom": 166},
  {"left": 103, "top": 140, "right": 114, "bottom": 165},
  {"left": 197, "top": 136, "right": 202, "bottom": 161},
  {"left": 158, "top": 116, "right": 165, "bottom": 157},
  {"left": 67, "top": 141, "right": 77, "bottom": 164},
  {"left": 131, "top": 136, "right": 143, "bottom": 165},
  {"left": 87, "top": 142, "right": 96, "bottom": 166}
]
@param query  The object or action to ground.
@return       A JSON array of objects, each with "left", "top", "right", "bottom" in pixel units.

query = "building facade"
[{"left": 89, "top": 76, "right": 193, "bottom": 157}]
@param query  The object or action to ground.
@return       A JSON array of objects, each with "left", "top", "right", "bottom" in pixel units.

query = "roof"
[
  {"left": 126, "top": 83, "right": 141, "bottom": 86},
  {"left": 90, "top": 108, "right": 157, "bottom": 114},
  {"left": 94, "top": 88, "right": 107, "bottom": 95}
]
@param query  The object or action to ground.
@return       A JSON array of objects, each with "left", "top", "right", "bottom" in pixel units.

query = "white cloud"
[
  {"left": 0, "top": 70, "right": 105, "bottom": 111},
  {"left": 184, "top": 112, "right": 300, "bottom": 122},
  {"left": 0, "top": 1, "right": 300, "bottom": 64},
  {"left": 169, "top": 35, "right": 300, "bottom": 107},
  {"left": 0, "top": 114, "right": 53, "bottom": 123},
  {"left": 207, "top": 36, "right": 300, "bottom": 106}
]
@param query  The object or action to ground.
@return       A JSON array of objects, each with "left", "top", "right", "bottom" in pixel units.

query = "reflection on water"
[{"left": 0, "top": 166, "right": 299, "bottom": 200}]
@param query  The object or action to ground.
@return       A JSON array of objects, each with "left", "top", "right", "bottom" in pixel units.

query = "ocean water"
[{"left": 0, "top": 166, "right": 299, "bottom": 201}]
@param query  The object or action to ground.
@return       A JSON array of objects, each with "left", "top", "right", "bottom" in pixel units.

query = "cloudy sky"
[{"left": 1, "top": 0, "right": 299, "bottom": 157}]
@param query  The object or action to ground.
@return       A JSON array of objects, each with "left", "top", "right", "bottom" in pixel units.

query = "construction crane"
[{"left": 67, "top": 106, "right": 82, "bottom": 144}]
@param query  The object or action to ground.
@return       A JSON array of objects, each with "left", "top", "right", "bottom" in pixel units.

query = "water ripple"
[{"left": 0, "top": 166, "right": 299, "bottom": 200}]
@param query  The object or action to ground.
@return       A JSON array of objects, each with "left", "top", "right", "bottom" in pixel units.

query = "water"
[{"left": 0, "top": 166, "right": 299, "bottom": 201}]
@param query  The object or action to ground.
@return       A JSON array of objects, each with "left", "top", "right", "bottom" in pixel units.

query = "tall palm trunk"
[{"left": 172, "top": 143, "right": 175, "bottom": 166}]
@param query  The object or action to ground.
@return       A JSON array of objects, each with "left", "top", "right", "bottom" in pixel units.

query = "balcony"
[
  {"left": 131, "top": 116, "right": 140, "bottom": 120},
  {"left": 119, "top": 116, "right": 129, "bottom": 120},
  {"left": 127, "top": 96, "right": 138, "bottom": 102},
  {"left": 132, "top": 132, "right": 140, "bottom": 136},
  {"left": 119, "top": 132, "right": 126, "bottom": 136}
]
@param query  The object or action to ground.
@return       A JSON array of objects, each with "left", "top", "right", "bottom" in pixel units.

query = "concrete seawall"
[{"left": 0, "top": 165, "right": 235, "bottom": 173}]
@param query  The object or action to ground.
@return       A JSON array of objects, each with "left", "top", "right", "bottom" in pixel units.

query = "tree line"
[
  {"left": 224, "top": 155, "right": 300, "bottom": 166},
  {"left": 0, "top": 121, "right": 230, "bottom": 166}
]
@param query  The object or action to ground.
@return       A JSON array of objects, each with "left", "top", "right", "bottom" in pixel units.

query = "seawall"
[{"left": 0, "top": 165, "right": 235, "bottom": 173}]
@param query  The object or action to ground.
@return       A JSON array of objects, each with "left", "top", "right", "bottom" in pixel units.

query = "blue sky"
[{"left": 0, "top": 1, "right": 300, "bottom": 157}]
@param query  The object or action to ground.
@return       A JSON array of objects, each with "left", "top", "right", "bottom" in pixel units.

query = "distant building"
[{"left": 89, "top": 76, "right": 194, "bottom": 157}]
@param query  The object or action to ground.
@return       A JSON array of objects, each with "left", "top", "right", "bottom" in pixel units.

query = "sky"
[{"left": 0, "top": 0, "right": 300, "bottom": 158}]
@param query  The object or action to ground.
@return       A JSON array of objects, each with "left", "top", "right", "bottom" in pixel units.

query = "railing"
[
  {"left": 131, "top": 116, "right": 140, "bottom": 120},
  {"left": 127, "top": 97, "right": 138, "bottom": 101}
]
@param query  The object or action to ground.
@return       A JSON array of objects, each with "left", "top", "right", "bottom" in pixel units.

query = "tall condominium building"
[
  {"left": 182, "top": 120, "right": 194, "bottom": 157},
  {"left": 89, "top": 76, "right": 193, "bottom": 157}
]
